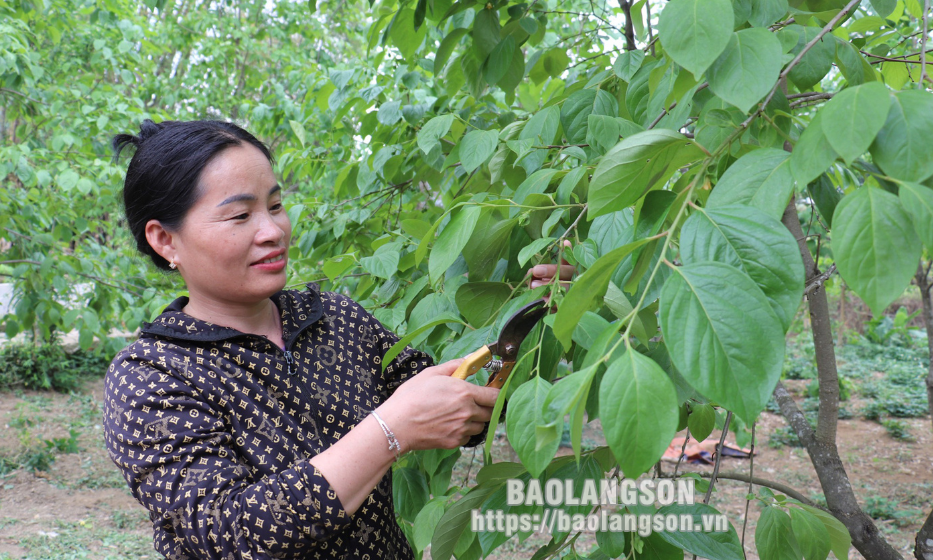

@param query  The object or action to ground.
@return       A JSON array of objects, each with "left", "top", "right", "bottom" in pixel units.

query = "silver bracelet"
[{"left": 370, "top": 410, "right": 402, "bottom": 461}]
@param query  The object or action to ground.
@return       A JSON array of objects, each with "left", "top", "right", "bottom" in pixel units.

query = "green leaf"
[
  {"left": 552, "top": 238, "right": 651, "bottom": 350},
  {"left": 787, "top": 25, "right": 835, "bottom": 89},
  {"left": 462, "top": 212, "right": 516, "bottom": 280},
  {"left": 518, "top": 105, "right": 561, "bottom": 174},
  {"left": 360, "top": 246, "right": 400, "bottom": 279},
  {"left": 790, "top": 111, "right": 839, "bottom": 185},
  {"left": 393, "top": 466, "right": 429, "bottom": 519},
  {"left": 588, "top": 130, "right": 705, "bottom": 220},
  {"left": 289, "top": 120, "right": 307, "bottom": 146},
  {"left": 707, "top": 148, "right": 795, "bottom": 220},
  {"left": 518, "top": 237, "right": 556, "bottom": 267},
  {"left": 459, "top": 129, "right": 499, "bottom": 173},
  {"left": 680, "top": 205, "right": 805, "bottom": 331},
  {"left": 657, "top": 0, "right": 734, "bottom": 78},
  {"left": 418, "top": 114, "right": 455, "bottom": 155},
  {"left": 869, "top": 90, "right": 933, "bottom": 182},
  {"left": 707, "top": 28, "right": 783, "bottom": 113},
  {"left": 455, "top": 282, "right": 512, "bottom": 327},
  {"left": 820, "top": 82, "right": 891, "bottom": 164},
  {"left": 57, "top": 169, "right": 78, "bottom": 191},
  {"left": 472, "top": 6, "right": 501, "bottom": 60},
  {"left": 898, "top": 181, "right": 933, "bottom": 251},
  {"left": 402, "top": 219, "right": 432, "bottom": 241},
  {"left": 507, "top": 377, "right": 560, "bottom": 477},
  {"left": 687, "top": 403, "right": 716, "bottom": 441},
  {"left": 430, "top": 206, "right": 483, "bottom": 283},
  {"left": 381, "top": 314, "right": 465, "bottom": 372},
  {"left": 657, "top": 503, "right": 744, "bottom": 560},
  {"left": 377, "top": 100, "right": 403, "bottom": 125},
  {"left": 389, "top": 8, "right": 428, "bottom": 59},
  {"left": 541, "top": 363, "right": 599, "bottom": 441},
  {"left": 599, "top": 349, "right": 679, "bottom": 477},
  {"left": 430, "top": 485, "right": 498, "bottom": 560},
  {"left": 585, "top": 115, "right": 621, "bottom": 156},
  {"left": 659, "top": 262, "right": 786, "bottom": 422},
  {"left": 797, "top": 505, "right": 851, "bottom": 560},
  {"left": 322, "top": 255, "right": 355, "bottom": 281},
  {"left": 789, "top": 508, "right": 832, "bottom": 560},
  {"left": 756, "top": 506, "right": 803, "bottom": 560},
  {"left": 613, "top": 50, "right": 646, "bottom": 81},
  {"left": 870, "top": 0, "right": 896, "bottom": 17},
  {"left": 748, "top": 0, "right": 788, "bottom": 27},
  {"left": 604, "top": 282, "right": 649, "bottom": 343},
  {"left": 434, "top": 28, "right": 469, "bottom": 74},
  {"left": 560, "top": 89, "right": 619, "bottom": 144},
  {"left": 413, "top": 497, "right": 447, "bottom": 552},
  {"left": 807, "top": 174, "right": 842, "bottom": 227},
  {"left": 832, "top": 187, "right": 922, "bottom": 316},
  {"left": 596, "top": 528, "right": 627, "bottom": 557},
  {"left": 484, "top": 35, "right": 515, "bottom": 85}
]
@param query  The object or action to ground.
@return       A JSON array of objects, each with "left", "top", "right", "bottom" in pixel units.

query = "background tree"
[{"left": 1, "top": 0, "right": 932, "bottom": 559}]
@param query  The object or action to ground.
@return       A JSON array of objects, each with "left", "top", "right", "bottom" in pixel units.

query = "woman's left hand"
[{"left": 527, "top": 240, "right": 575, "bottom": 293}]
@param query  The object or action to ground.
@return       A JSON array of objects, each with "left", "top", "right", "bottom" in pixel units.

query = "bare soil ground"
[{"left": 0, "top": 377, "right": 929, "bottom": 559}]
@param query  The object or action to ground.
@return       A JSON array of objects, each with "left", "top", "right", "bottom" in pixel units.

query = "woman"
[{"left": 103, "top": 119, "right": 568, "bottom": 560}]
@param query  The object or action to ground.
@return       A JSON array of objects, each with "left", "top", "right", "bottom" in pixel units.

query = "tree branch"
[
  {"left": 703, "top": 412, "right": 732, "bottom": 505},
  {"left": 922, "top": 0, "right": 930, "bottom": 85},
  {"left": 694, "top": 469, "right": 818, "bottom": 509},
  {"left": 0, "top": 88, "right": 43, "bottom": 105},
  {"left": 618, "top": 0, "right": 637, "bottom": 51},
  {"left": 743, "top": 0, "right": 860, "bottom": 130}
]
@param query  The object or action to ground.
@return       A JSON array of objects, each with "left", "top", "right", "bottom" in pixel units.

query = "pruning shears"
[{"left": 452, "top": 298, "right": 549, "bottom": 388}]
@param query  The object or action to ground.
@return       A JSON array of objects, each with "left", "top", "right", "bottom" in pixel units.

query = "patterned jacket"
[{"left": 103, "top": 283, "right": 433, "bottom": 560}]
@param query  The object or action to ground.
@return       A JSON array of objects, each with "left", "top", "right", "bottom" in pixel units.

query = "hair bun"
[
  {"left": 111, "top": 119, "right": 168, "bottom": 161},
  {"left": 138, "top": 119, "right": 165, "bottom": 142}
]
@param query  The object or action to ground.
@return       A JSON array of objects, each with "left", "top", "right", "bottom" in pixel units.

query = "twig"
[
  {"left": 862, "top": 50, "right": 932, "bottom": 65},
  {"left": 788, "top": 93, "right": 834, "bottom": 108},
  {"left": 543, "top": 10, "right": 624, "bottom": 35},
  {"left": 741, "top": 422, "right": 757, "bottom": 550},
  {"left": 0, "top": 88, "right": 44, "bottom": 104},
  {"left": 922, "top": 0, "right": 930, "bottom": 85},
  {"left": 691, "top": 471, "right": 819, "bottom": 509},
  {"left": 804, "top": 263, "right": 837, "bottom": 296},
  {"left": 786, "top": 91, "right": 833, "bottom": 100},
  {"left": 742, "top": 0, "right": 861, "bottom": 130},
  {"left": 647, "top": 83, "right": 710, "bottom": 130},
  {"left": 703, "top": 411, "right": 732, "bottom": 505},
  {"left": 671, "top": 428, "right": 690, "bottom": 479}
]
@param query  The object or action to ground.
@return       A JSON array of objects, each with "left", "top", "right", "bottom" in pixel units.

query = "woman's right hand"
[{"left": 375, "top": 359, "right": 500, "bottom": 452}]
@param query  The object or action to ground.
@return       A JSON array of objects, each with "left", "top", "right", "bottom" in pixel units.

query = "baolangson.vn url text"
[
  {"left": 470, "top": 508, "right": 731, "bottom": 538},
  {"left": 470, "top": 478, "right": 729, "bottom": 537}
]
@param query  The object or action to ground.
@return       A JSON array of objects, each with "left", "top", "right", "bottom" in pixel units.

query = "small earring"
[{"left": 169, "top": 258, "right": 177, "bottom": 270}]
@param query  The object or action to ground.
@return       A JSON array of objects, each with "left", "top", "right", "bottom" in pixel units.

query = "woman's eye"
[
  {"left": 271, "top": 203, "right": 283, "bottom": 211},
  {"left": 232, "top": 213, "right": 249, "bottom": 220}
]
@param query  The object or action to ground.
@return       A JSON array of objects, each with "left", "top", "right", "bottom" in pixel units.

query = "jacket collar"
[{"left": 139, "top": 283, "right": 324, "bottom": 350}]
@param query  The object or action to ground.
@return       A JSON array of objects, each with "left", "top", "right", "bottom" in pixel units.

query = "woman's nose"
[{"left": 255, "top": 211, "right": 286, "bottom": 244}]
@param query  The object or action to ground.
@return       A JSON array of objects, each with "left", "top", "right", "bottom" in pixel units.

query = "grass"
[
  {"left": 767, "top": 335, "right": 930, "bottom": 450},
  {"left": 0, "top": 519, "right": 154, "bottom": 560}
]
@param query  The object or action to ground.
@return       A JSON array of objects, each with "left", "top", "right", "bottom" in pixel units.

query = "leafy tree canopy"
[{"left": 2, "top": 0, "right": 932, "bottom": 558}]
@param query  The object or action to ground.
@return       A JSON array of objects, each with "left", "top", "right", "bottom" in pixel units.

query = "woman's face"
[{"left": 160, "top": 143, "right": 292, "bottom": 306}]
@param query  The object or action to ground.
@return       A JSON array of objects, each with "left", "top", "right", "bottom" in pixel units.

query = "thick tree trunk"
[
  {"left": 778, "top": 199, "right": 903, "bottom": 560},
  {"left": 618, "top": 1, "right": 637, "bottom": 51},
  {"left": 838, "top": 282, "right": 847, "bottom": 348},
  {"left": 915, "top": 262, "right": 933, "bottom": 560}
]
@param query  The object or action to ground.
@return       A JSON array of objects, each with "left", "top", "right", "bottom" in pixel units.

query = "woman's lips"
[{"left": 251, "top": 252, "right": 286, "bottom": 271}]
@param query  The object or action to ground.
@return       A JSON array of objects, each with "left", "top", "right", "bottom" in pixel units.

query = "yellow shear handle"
[
  {"left": 452, "top": 346, "right": 492, "bottom": 380},
  {"left": 486, "top": 362, "right": 515, "bottom": 389}
]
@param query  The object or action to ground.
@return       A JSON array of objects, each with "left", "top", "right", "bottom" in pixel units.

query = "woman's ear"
[{"left": 145, "top": 219, "right": 177, "bottom": 264}]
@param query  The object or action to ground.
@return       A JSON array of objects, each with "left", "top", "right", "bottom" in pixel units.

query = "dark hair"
[{"left": 112, "top": 119, "right": 275, "bottom": 270}]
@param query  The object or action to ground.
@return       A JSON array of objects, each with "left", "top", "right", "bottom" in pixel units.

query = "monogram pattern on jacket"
[{"left": 103, "top": 284, "right": 433, "bottom": 560}]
